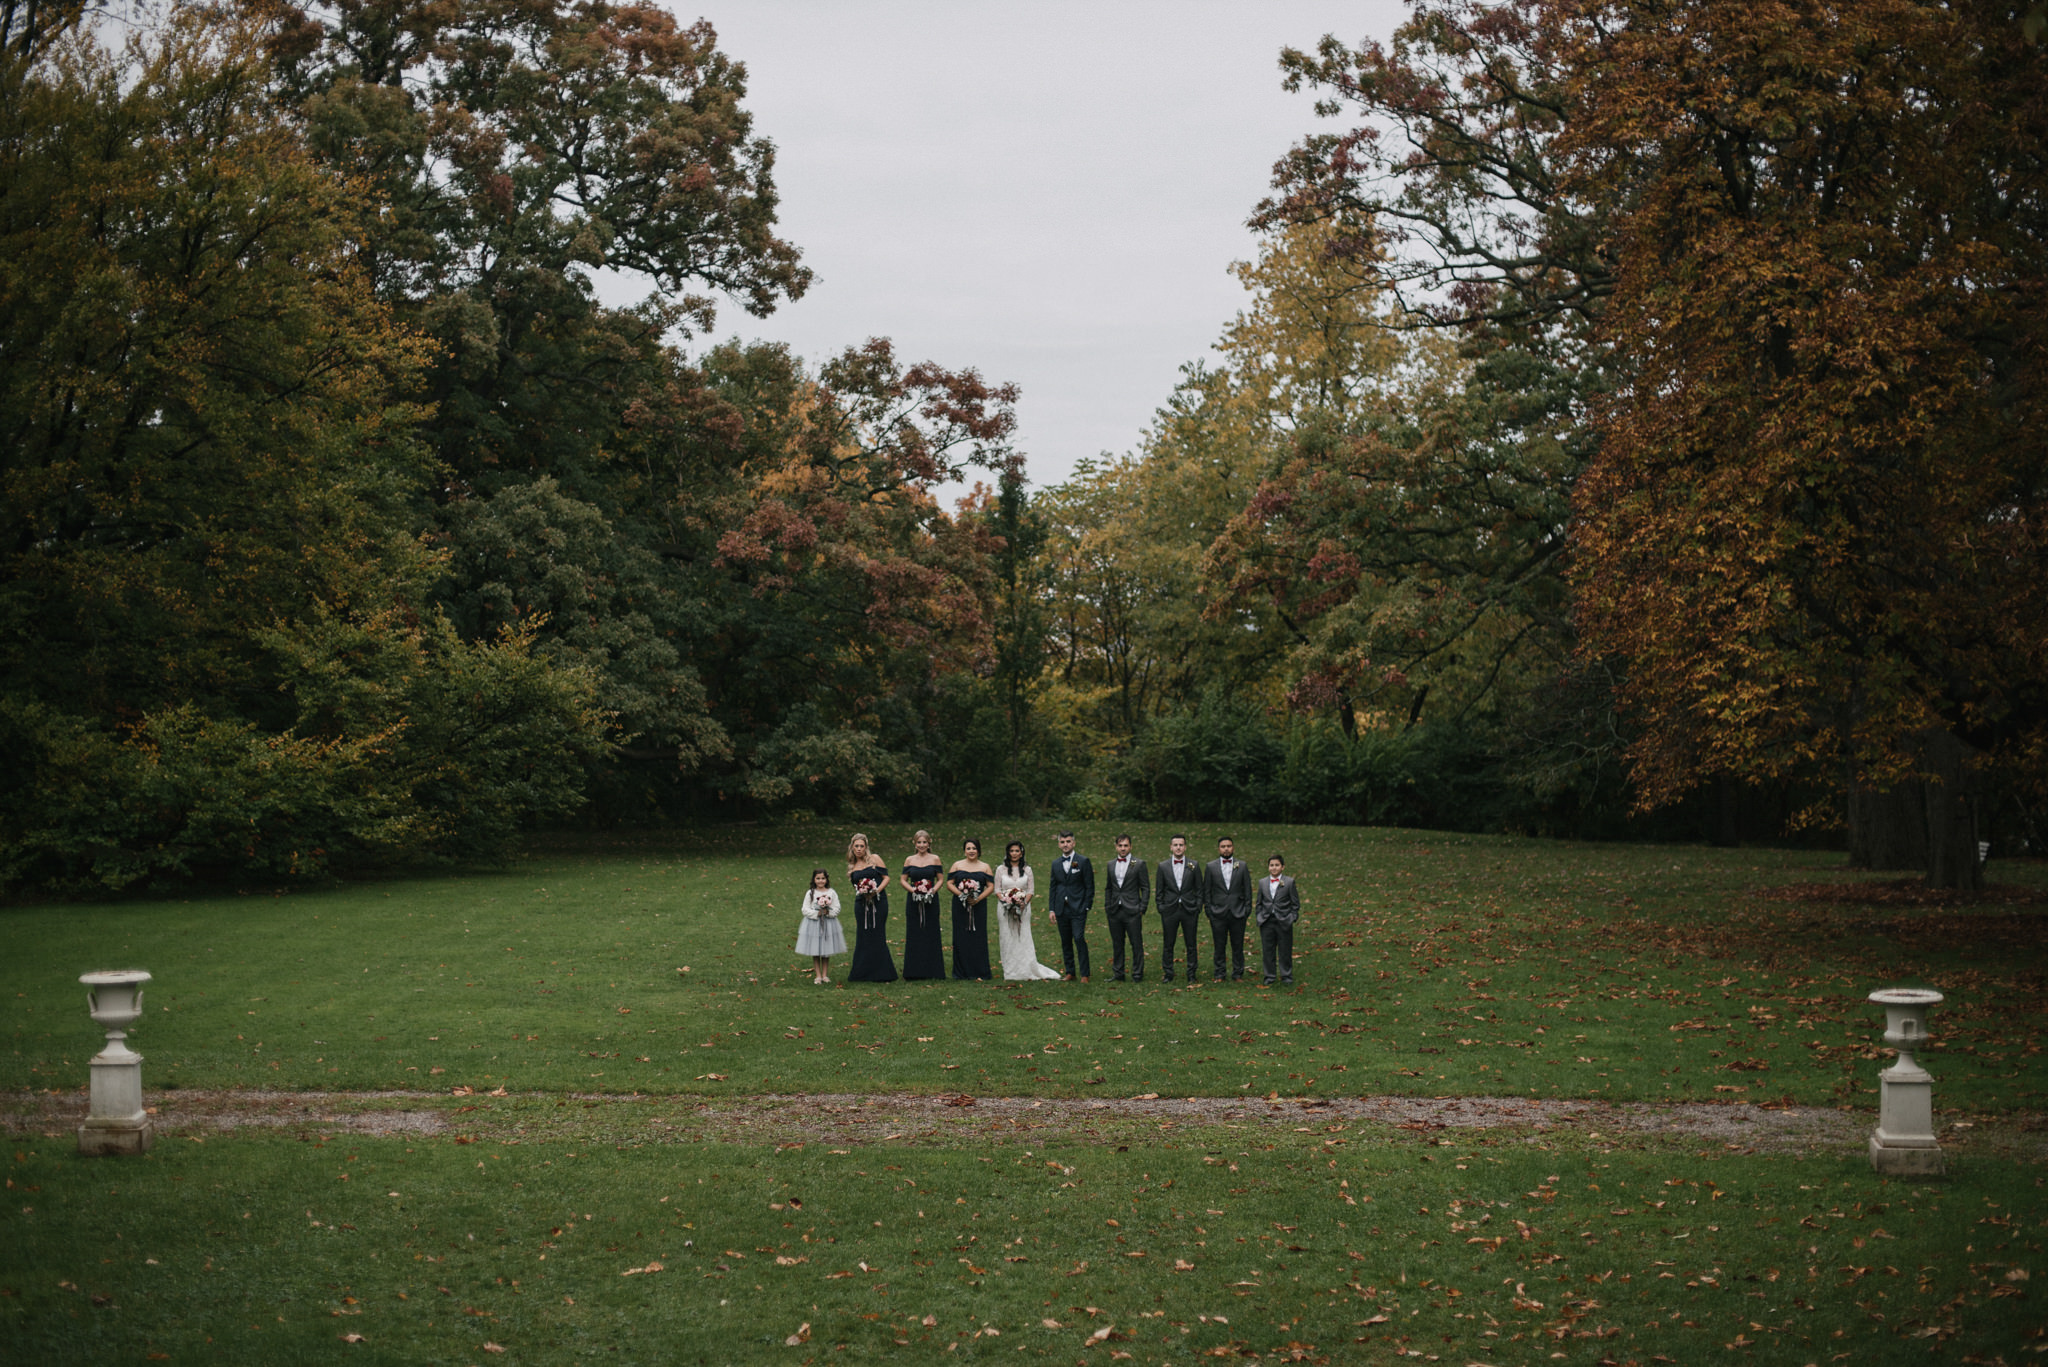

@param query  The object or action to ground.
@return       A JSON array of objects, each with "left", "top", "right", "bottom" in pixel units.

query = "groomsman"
[
  {"left": 1202, "top": 835, "right": 1252, "bottom": 981},
  {"left": 1154, "top": 834, "right": 1204, "bottom": 982},
  {"left": 1254, "top": 853, "right": 1301, "bottom": 986},
  {"left": 1046, "top": 830, "right": 1095, "bottom": 982},
  {"left": 1103, "top": 834, "right": 1151, "bottom": 982}
]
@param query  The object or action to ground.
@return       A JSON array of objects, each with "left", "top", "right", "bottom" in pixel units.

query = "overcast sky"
[{"left": 652, "top": 1, "right": 1408, "bottom": 490}]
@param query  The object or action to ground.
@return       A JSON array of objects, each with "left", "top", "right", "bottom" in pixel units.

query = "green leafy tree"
[{"left": 0, "top": 5, "right": 603, "bottom": 890}]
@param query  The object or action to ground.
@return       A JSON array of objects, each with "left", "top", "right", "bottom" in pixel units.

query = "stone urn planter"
[
  {"left": 1867, "top": 987, "right": 1944, "bottom": 1176},
  {"left": 78, "top": 970, "right": 154, "bottom": 1156}
]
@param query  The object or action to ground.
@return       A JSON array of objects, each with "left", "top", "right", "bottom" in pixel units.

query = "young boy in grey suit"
[{"left": 1254, "top": 854, "right": 1301, "bottom": 986}]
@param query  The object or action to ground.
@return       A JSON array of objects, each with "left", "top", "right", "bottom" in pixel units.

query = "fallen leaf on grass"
[
  {"left": 1356, "top": 1314, "right": 1389, "bottom": 1326},
  {"left": 481, "top": 1345, "right": 505, "bottom": 1356},
  {"left": 785, "top": 1322, "right": 812, "bottom": 1346},
  {"left": 1086, "top": 1325, "right": 1115, "bottom": 1344},
  {"left": 340, "top": 1333, "right": 364, "bottom": 1343},
  {"left": 1042, "top": 1318, "right": 1063, "bottom": 1328},
  {"left": 1173, "top": 1259, "right": 1195, "bottom": 1271},
  {"left": 620, "top": 1262, "right": 663, "bottom": 1276},
  {"left": 774, "top": 1255, "right": 807, "bottom": 1266}
]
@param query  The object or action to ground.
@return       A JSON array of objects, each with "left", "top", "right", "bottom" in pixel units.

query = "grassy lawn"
[
  {"left": 4, "top": 824, "right": 2044, "bottom": 1364},
  {"left": 4, "top": 1109, "right": 2039, "bottom": 1365},
  {"left": 5, "top": 825, "right": 2043, "bottom": 1108}
]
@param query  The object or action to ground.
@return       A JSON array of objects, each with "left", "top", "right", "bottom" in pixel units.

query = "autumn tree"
[
  {"left": 1210, "top": 8, "right": 1639, "bottom": 833},
  {"left": 685, "top": 338, "right": 1023, "bottom": 816},
  {"left": 1566, "top": 0, "right": 2048, "bottom": 888}
]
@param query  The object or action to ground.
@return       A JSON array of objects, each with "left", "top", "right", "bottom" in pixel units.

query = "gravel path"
[{"left": 13, "top": 1086, "right": 2034, "bottom": 1159}]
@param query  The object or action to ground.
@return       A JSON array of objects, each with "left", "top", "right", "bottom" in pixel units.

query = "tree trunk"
[
  {"left": 1918, "top": 729, "right": 1984, "bottom": 893},
  {"left": 1710, "top": 773, "right": 1740, "bottom": 847},
  {"left": 1847, "top": 781, "right": 1928, "bottom": 871}
]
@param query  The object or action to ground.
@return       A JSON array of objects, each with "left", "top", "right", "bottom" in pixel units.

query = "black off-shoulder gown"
[
  {"left": 950, "top": 870, "right": 993, "bottom": 981},
  {"left": 901, "top": 860, "right": 947, "bottom": 980},
  {"left": 846, "top": 865, "right": 898, "bottom": 983}
]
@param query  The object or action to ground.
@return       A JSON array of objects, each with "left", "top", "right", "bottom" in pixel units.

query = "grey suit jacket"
[
  {"left": 1154, "top": 857, "right": 1203, "bottom": 917},
  {"left": 1202, "top": 857, "right": 1252, "bottom": 920},
  {"left": 1254, "top": 874, "right": 1300, "bottom": 926},
  {"left": 1103, "top": 855, "right": 1151, "bottom": 917}
]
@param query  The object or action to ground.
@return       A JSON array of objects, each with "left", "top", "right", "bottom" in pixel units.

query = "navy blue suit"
[{"left": 1046, "top": 852, "right": 1095, "bottom": 979}]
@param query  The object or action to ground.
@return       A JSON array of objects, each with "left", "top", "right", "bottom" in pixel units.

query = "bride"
[{"left": 993, "top": 841, "right": 1061, "bottom": 981}]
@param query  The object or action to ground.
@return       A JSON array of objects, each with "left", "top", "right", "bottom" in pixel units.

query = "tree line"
[{"left": 3, "top": 0, "right": 2041, "bottom": 895}]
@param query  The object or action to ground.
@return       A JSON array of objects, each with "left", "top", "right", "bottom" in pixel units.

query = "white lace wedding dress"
[{"left": 993, "top": 865, "right": 1062, "bottom": 980}]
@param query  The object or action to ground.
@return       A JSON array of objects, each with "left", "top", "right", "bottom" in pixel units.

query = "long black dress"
[
  {"left": 901, "top": 859, "right": 947, "bottom": 980},
  {"left": 950, "top": 869, "right": 993, "bottom": 981},
  {"left": 846, "top": 864, "right": 898, "bottom": 983}
]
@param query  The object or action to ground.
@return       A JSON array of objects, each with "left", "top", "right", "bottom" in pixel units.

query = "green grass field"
[
  {"left": 5, "top": 825, "right": 2043, "bottom": 1108},
  {"left": 5, "top": 1113, "right": 2039, "bottom": 1363},
  {"left": 4, "top": 823, "right": 2044, "bottom": 1364}
]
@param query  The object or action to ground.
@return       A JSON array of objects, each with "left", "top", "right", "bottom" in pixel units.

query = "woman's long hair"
[
  {"left": 846, "top": 832, "right": 870, "bottom": 865},
  {"left": 1004, "top": 841, "right": 1025, "bottom": 874}
]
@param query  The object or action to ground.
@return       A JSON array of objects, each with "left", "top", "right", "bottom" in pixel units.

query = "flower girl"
[{"left": 796, "top": 869, "right": 847, "bottom": 984}]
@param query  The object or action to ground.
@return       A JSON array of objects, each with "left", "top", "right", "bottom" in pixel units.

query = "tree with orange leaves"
[{"left": 1566, "top": 0, "right": 2048, "bottom": 888}]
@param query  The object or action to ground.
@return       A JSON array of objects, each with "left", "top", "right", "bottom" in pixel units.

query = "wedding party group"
[{"left": 793, "top": 830, "right": 1303, "bottom": 988}]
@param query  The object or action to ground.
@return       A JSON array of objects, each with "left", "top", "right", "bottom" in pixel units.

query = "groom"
[{"left": 1046, "top": 830, "right": 1094, "bottom": 982}]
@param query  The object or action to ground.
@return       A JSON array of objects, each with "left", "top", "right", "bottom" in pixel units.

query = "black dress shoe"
[
  {"left": 1112, "top": 973, "right": 1127, "bottom": 983},
  {"left": 1132, "top": 974, "right": 1144, "bottom": 983},
  {"left": 1212, "top": 972, "right": 1225, "bottom": 982}
]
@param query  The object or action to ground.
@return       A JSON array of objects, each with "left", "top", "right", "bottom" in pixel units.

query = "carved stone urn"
[
  {"left": 1867, "top": 987, "right": 1944, "bottom": 1176},
  {"left": 78, "top": 970, "right": 155, "bottom": 1156}
]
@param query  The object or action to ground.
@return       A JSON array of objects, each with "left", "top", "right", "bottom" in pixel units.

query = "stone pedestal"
[
  {"left": 77, "top": 970, "right": 154, "bottom": 1157},
  {"left": 1867, "top": 987, "right": 1944, "bottom": 1177}
]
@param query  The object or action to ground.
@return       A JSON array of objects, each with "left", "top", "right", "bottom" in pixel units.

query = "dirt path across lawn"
[{"left": 7, "top": 1088, "right": 2042, "bottom": 1160}]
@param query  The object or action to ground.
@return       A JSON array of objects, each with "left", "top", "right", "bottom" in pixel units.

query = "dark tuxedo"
[
  {"left": 1202, "top": 855, "right": 1252, "bottom": 980},
  {"left": 1103, "top": 853, "right": 1151, "bottom": 980},
  {"left": 1154, "top": 855, "right": 1204, "bottom": 981},
  {"left": 1254, "top": 873, "right": 1301, "bottom": 984},
  {"left": 1046, "top": 851, "right": 1095, "bottom": 980}
]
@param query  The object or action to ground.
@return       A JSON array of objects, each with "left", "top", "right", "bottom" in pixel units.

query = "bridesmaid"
[
  {"left": 900, "top": 829, "right": 947, "bottom": 980},
  {"left": 844, "top": 832, "right": 898, "bottom": 983},
  {"left": 948, "top": 837, "right": 994, "bottom": 981}
]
